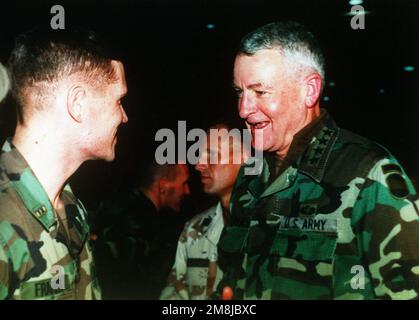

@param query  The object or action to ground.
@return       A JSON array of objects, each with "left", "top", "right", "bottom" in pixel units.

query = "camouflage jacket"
[
  {"left": 216, "top": 112, "right": 419, "bottom": 300},
  {"left": 0, "top": 140, "right": 101, "bottom": 300},
  {"left": 160, "top": 202, "right": 225, "bottom": 300},
  {"left": 94, "top": 189, "right": 184, "bottom": 299}
]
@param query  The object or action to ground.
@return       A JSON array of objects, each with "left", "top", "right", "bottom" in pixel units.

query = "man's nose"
[
  {"left": 238, "top": 93, "right": 256, "bottom": 119},
  {"left": 195, "top": 162, "right": 208, "bottom": 172},
  {"left": 120, "top": 106, "right": 129, "bottom": 123},
  {"left": 195, "top": 152, "right": 208, "bottom": 171}
]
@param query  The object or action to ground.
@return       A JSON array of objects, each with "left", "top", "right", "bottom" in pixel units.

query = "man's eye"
[
  {"left": 256, "top": 90, "right": 267, "bottom": 96},
  {"left": 234, "top": 88, "right": 243, "bottom": 97}
]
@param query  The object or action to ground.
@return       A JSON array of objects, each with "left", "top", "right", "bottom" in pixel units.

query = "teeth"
[{"left": 252, "top": 122, "right": 268, "bottom": 129}]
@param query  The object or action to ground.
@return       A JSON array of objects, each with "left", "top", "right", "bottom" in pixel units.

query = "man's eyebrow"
[
  {"left": 248, "top": 82, "right": 273, "bottom": 90},
  {"left": 232, "top": 82, "right": 273, "bottom": 90}
]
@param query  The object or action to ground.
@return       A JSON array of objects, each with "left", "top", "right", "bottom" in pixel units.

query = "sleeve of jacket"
[
  {"left": 159, "top": 224, "right": 190, "bottom": 300},
  {"left": 0, "top": 240, "right": 9, "bottom": 299},
  {"left": 352, "top": 156, "right": 419, "bottom": 299},
  {"left": 0, "top": 221, "right": 26, "bottom": 300}
]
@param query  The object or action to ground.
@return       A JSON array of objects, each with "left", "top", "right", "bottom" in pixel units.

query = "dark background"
[{"left": 0, "top": 0, "right": 418, "bottom": 218}]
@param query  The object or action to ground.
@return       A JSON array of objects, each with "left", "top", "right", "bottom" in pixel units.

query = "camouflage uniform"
[
  {"left": 160, "top": 202, "right": 225, "bottom": 300},
  {"left": 94, "top": 189, "right": 184, "bottom": 299},
  {"left": 216, "top": 110, "right": 419, "bottom": 300},
  {"left": 0, "top": 140, "right": 101, "bottom": 300}
]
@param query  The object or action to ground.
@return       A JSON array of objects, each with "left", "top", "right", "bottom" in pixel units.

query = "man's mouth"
[{"left": 248, "top": 121, "right": 269, "bottom": 130}]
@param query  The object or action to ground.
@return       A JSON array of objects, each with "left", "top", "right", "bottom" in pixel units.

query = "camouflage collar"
[
  {"left": 298, "top": 114, "right": 340, "bottom": 183},
  {"left": 241, "top": 111, "right": 340, "bottom": 198},
  {"left": 0, "top": 139, "right": 58, "bottom": 231}
]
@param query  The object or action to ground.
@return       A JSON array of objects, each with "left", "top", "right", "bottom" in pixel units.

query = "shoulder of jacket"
[{"left": 185, "top": 205, "right": 218, "bottom": 229}]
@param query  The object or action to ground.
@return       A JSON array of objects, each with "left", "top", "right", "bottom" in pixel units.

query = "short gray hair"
[
  {"left": 0, "top": 62, "right": 10, "bottom": 102},
  {"left": 238, "top": 21, "right": 325, "bottom": 83}
]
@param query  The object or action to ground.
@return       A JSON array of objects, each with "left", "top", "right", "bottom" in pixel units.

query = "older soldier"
[
  {"left": 0, "top": 28, "right": 128, "bottom": 299},
  {"left": 160, "top": 120, "right": 248, "bottom": 299},
  {"left": 215, "top": 21, "right": 419, "bottom": 300},
  {"left": 0, "top": 62, "right": 9, "bottom": 103}
]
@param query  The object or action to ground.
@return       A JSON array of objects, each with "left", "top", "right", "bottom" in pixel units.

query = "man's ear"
[
  {"left": 304, "top": 73, "right": 322, "bottom": 108},
  {"left": 67, "top": 85, "right": 86, "bottom": 123}
]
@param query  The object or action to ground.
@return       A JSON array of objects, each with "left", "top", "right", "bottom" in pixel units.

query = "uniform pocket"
[
  {"left": 267, "top": 226, "right": 338, "bottom": 299},
  {"left": 270, "top": 229, "right": 337, "bottom": 261}
]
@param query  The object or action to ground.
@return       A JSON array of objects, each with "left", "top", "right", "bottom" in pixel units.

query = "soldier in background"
[
  {"left": 0, "top": 28, "right": 128, "bottom": 299},
  {"left": 160, "top": 120, "right": 249, "bottom": 299},
  {"left": 0, "top": 62, "right": 9, "bottom": 103},
  {"left": 94, "top": 161, "right": 190, "bottom": 299},
  {"left": 216, "top": 21, "right": 419, "bottom": 299}
]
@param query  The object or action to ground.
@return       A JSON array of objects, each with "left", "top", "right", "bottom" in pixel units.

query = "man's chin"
[
  {"left": 251, "top": 140, "right": 269, "bottom": 152},
  {"left": 101, "top": 153, "right": 116, "bottom": 162},
  {"left": 90, "top": 153, "right": 115, "bottom": 162}
]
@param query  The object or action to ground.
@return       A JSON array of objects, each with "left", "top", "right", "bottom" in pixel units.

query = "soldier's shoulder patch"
[{"left": 381, "top": 164, "right": 409, "bottom": 199}]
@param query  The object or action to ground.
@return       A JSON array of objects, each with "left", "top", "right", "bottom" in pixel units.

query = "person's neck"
[
  {"left": 13, "top": 125, "right": 83, "bottom": 210},
  {"left": 220, "top": 191, "right": 232, "bottom": 224},
  {"left": 274, "top": 105, "right": 321, "bottom": 161}
]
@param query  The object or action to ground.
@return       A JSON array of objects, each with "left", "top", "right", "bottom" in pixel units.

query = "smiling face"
[
  {"left": 234, "top": 49, "right": 313, "bottom": 159},
  {"left": 84, "top": 60, "right": 128, "bottom": 161}
]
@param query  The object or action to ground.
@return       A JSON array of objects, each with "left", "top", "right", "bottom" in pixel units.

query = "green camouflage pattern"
[
  {"left": 94, "top": 189, "right": 184, "bottom": 299},
  {"left": 216, "top": 113, "right": 419, "bottom": 300},
  {"left": 160, "top": 203, "right": 224, "bottom": 300},
  {"left": 0, "top": 139, "right": 101, "bottom": 300}
]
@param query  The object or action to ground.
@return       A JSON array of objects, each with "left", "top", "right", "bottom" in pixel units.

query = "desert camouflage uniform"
[
  {"left": 216, "top": 110, "right": 419, "bottom": 300},
  {"left": 0, "top": 139, "right": 101, "bottom": 300},
  {"left": 160, "top": 202, "right": 224, "bottom": 300}
]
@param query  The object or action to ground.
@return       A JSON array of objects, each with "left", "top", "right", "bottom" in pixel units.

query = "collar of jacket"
[
  {"left": 298, "top": 112, "right": 340, "bottom": 183},
  {"left": 0, "top": 138, "right": 59, "bottom": 231},
  {"left": 239, "top": 110, "right": 340, "bottom": 199}
]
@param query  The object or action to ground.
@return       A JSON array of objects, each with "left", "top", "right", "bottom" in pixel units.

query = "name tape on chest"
[
  {"left": 277, "top": 216, "right": 337, "bottom": 233},
  {"left": 19, "top": 275, "right": 72, "bottom": 299}
]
